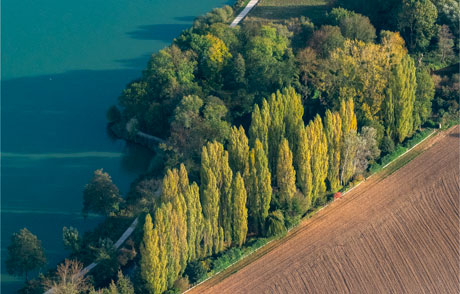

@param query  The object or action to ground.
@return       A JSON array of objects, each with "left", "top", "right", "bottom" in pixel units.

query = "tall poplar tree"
[
  {"left": 247, "top": 140, "right": 272, "bottom": 234},
  {"left": 231, "top": 173, "right": 248, "bottom": 247},
  {"left": 249, "top": 102, "right": 270, "bottom": 154},
  {"left": 325, "top": 110, "right": 343, "bottom": 192},
  {"left": 340, "top": 98, "right": 357, "bottom": 136},
  {"left": 308, "top": 115, "right": 328, "bottom": 203},
  {"left": 140, "top": 214, "right": 166, "bottom": 294},
  {"left": 392, "top": 55, "right": 417, "bottom": 142},
  {"left": 268, "top": 91, "right": 286, "bottom": 175},
  {"left": 200, "top": 141, "right": 233, "bottom": 247},
  {"left": 276, "top": 139, "right": 297, "bottom": 208},
  {"left": 200, "top": 169, "right": 222, "bottom": 255},
  {"left": 295, "top": 127, "right": 313, "bottom": 208},
  {"left": 228, "top": 126, "right": 250, "bottom": 176},
  {"left": 283, "top": 87, "right": 304, "bottom": 156}
]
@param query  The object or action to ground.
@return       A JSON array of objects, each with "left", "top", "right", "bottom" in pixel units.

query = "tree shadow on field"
[
  {"left": 449, "top": 132, "right": 460, "bottom": 138},
  {"left": 126, "top": 24, "right": 190, "bottom": 41},
  {"left": 249, "top": 4, "right": 331, "bottom": 25}
]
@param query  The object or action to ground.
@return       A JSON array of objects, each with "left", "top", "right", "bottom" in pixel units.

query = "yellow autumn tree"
[
  {"left": 295, "top": 127, "right": 313, "bottom": 208},
  {"left": 231, "top": 172, "right": 248, "bottom": 247},
  {"left": 140, "top": 213, "right": 167, "bottom": 294},
  {"left": 307, "top": 115, "right": 328, "bottom": 203},
  {"left": 276, "top": 139, "right": 297, "bottom": 207},
  {"left": 324, "top": 110, "right": 342, "bottom": 192}
]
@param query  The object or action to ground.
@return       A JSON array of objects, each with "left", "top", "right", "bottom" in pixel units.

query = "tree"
[
  {"left": 340, "top": 128, "right": 380, "bottom": 184},
  {"left": 200, "top": 169, "right": 223, "bottom": 254},
  {"left": 340, "top": 131, "right": 360, "bottom": 185},
  {"left": 437, "top": 25, "right": 455, "bottom": 64},
  {"left": 99, "top": 271, "right": 135, "bottom": 294},
  {"left": 178, "top": 164, "right": 203, "bottom": 261},
  {"left": 43, "top": 260, "right": 90, "bottom": 294},
  {"left": 329, "top": 8, "right": 376, "bottom": 43},
  {"left": 295, "top": 127, "right": 313, "bottom": 207},
  {"left": 144, "top": 45, "right": 198, "bottom": 100},
  {"left": 247, "top": 140, "right": 272, "bottom": 234},
  {"left": 83, "top": 169, "right": 123, "bottom": 217},
  {"left": 245, "top": 25, "right": 297, "bottom": 93},
  {"left": 140, "top": 214, "right": 166, "bottom": 294},
  {"left": 397, "top": 0, "right": 438, "bottom": 52},
  {"left": 265, "top": 210, "right": 286, "bottom": 237},
  {"left": 308, "top": 25, "right": 345, "bottom": 58},
  {"left": 354, "top": 127, "right": 381, "bottom": 175},
  {"left": 307, "top": 115, "right": 328, "bottom": 203},
  {"left": 6, "top": 228, "right": 46, "bottom": 281},
  {"left": 249, "top": 101, "right": 270, "bottom": 155},
  {"left": 200, "top": 141, "right": 233, "bottom": 248},
  {"left": 413, "top": 67, "right": 435, "bottom": 130},
  {"left": 276, "top": 139, "right": 296, "bottom": 208},
  {"left": 324, "top": 110, "right": 343, "bottom": 192},
  {"left": 62, "top": 226, "right": 80, "bottom": 254},
  {"left": 231, "top": 173, "right": 248, "bottom": 247},
  {"left": 228, "top": 126, "right": 250, "bottom": 176},
  {"left": 391, "top": 55, "right": 417, "bottom": 142}
]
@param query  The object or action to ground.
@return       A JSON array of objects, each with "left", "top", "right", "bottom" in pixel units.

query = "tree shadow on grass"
[{"left": 249, "top": 4, "right": 332, "bottom": 24}]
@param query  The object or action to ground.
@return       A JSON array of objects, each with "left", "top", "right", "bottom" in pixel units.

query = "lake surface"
[{"left": 1, "top": 0, "right": 229, "bottom": 291}]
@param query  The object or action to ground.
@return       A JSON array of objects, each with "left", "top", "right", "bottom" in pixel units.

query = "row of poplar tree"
[{"left": 140, "top": 87, "right": 363, "bottom": 293}]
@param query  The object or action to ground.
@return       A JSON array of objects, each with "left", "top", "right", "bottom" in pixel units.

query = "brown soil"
[{"left": 189, "top": 126, "right": 460, "bottom": 294}]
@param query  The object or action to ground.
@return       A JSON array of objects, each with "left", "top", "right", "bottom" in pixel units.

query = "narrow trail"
[
  {"left": 44, "top": 218, "right": 138, "bottom": 294},
  {"left": 230, "top": 0, "right": 260, "bottom": 27}
]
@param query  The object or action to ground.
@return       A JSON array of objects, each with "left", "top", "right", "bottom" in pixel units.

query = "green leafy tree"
[
  {"left": 397, "top": 0, "right": 438, "bottom": 52},
  {"left": 231, "top": 173, "right": 248, "bottom": 247},
  {"left": 62, "top": 227, "right": 80, "bottom": 254},
  {"left": 413, "top": 67, "right": 435, "bottom": 130},
  {"left": 391, "top": 55, "right": 417, "bottom": 142},
  {"left": 308, "top": 25, "right": 345, "bottom": 58},
  {"left": 265, "top": 210, "right": 287, "bottom": 237},
  {"left": 329, "top": 8, "right": 376, "bottom": 42},
  {"left": 99, "top": 271, "right": 135, "bottom": 294},
  {"left": 276, "top": 139, "right": 296, "bottom": 208},
  {"left": 245, "top": 25, "right": 297, "bottom": 93},
  {"left": 6, "top": 228, "right": 46, "bottom": 281},
  {"left": 83, "top": 169, "right": 123, "bottom": 217}
]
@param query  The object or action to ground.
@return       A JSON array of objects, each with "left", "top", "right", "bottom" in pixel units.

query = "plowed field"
[{"left": 189, "top": 126, "right": 460, "bottom": 294}]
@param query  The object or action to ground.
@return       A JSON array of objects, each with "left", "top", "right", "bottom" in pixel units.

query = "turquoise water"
[{"left": 1, "top": 0, "right": 229, "bottom": 292}]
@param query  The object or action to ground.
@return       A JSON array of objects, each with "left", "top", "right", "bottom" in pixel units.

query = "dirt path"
[
  {"left": 189, "top": 126, "right": 460, "bottom": 293},
  {"left": 230, "top": 0, "right": 260, "bottom": 28}
]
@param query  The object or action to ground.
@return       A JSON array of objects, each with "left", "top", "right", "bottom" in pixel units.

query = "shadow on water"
[
  {"left": 174, "top": 15, "right": 197, "bottom": 22},
  {"left": 116, "top": 54, "right": 153, "bottom": 70},
  {"left": 126, "top": 24, "right": 190, "bottom": 41}
]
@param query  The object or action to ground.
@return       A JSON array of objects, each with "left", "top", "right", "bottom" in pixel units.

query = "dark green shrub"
[{"left": 185, "top": 260, "right": 208, "bottom": 283}]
